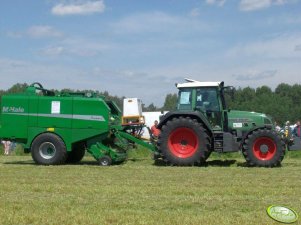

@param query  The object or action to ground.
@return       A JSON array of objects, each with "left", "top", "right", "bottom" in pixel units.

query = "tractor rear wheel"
[
  {"left": 158, "top": 117, "right": 211, "bottom": 166},
  {"left": 66, "top": 142, "right": 86, "bottom": 164},
  {"left": 31, "top": 133, "right": 67, "bottom": 165},
  {"left": 242, "top": 128, "right": 285, "bottom": 167}
]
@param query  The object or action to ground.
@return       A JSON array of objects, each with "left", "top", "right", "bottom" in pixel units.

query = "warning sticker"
[
  {"left": 51, "top": 101, "right": 60, "bottom": 114},
  {"left": 233, "top": 123, "right": 243, "bottom": 128}
]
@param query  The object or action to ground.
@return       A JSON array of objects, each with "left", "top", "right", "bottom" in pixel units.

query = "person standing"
[
  {"left": 151, "top": 120, "right": 160, "bottom": 138},
  {"left": 293, "top": 120, "right": 301, "bottom": 138},
  {"left": 1, "top": 140, "right": 11, "bottom": 155},
  {"left": 275, "top": 122, "right": 281, "bottom": 133}
]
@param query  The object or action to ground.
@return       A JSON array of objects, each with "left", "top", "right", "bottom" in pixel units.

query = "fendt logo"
[
  {"left": 267, "top": 205, "right": 298, "bottom": 223},
  {"left": 2, "top": 106, "right": 25, "bottom": 113}
]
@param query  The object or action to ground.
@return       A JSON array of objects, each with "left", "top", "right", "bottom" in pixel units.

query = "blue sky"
[{"left": 1, "top": 0, "right": 301, "bottom": 106}]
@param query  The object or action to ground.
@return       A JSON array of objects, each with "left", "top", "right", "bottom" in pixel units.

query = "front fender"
[
  {"left": 241, "top": 125, "right": 275, "bottom": 143},
  {"left": 158, "top": 111, "right": 213, "bottom": 136}
]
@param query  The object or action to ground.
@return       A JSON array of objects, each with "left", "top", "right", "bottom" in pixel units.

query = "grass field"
[{"left": 0, "top": 148, "right": 300, "bottom": 225}]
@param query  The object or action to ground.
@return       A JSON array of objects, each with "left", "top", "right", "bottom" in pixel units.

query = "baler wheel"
[
  {"left": 242, "top": 128, "right": 285, "bottom": 167},
  {"left": 66, "top": 142, "right": 86, "bottom": 164},
  {"left": 31, "top": 133, "right": 67, "bottom": 165},
  {"left": 99, "top": 156, "right": 112, "bottom": 166}
]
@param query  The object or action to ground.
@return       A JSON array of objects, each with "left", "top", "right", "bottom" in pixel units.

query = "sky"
[{"left": 0, "top": 0, "right": 301, "bottom": 106}]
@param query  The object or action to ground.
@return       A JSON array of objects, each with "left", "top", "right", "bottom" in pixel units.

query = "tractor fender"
[
  {"left": 241, "top": 125, "right": 274, "bottom": 145},
  {"left": 157, "top": 111, "right": 213, "bottom": 136}
]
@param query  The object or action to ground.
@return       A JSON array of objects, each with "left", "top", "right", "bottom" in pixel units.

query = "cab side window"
[{"left": 196, "top": 88, "right": 220, "bottom": 112}]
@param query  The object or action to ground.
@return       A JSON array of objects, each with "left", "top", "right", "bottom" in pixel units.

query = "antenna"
[{"left": 184, "top": 78, "right": 199, "bottom": 83}]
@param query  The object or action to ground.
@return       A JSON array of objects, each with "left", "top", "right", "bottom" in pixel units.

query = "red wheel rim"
[
  {"left": 168, "top": 127, "right": 199, "bottom": 158},
  {"left": 252, "top": 137, "right": 276, "bottom": 161}
]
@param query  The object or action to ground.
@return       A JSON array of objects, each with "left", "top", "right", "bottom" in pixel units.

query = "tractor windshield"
[{"left": 178, "top": 88, "right": 193, "bottom": 110}]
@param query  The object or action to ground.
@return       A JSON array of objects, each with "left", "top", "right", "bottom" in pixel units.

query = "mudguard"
[{"left": 157, "top": 111, "right": 213, "bottom": 136}]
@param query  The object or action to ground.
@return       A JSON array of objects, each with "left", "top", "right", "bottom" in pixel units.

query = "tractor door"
[{"left": 195, "top": 87, "right": 223, "bottom": 130}]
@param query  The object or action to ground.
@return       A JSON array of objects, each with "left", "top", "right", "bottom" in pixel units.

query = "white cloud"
[
  {"left": 232, "top": 70, "right": 277, "bottom": 81},
  {"left": 0, "top": 57, "right": 176, "bottom": 106},
  {"left": 206, "top": 0, "right": 226, "bottom": 7},
  {"left": 51, "top": 0, "right": 105, "bottom": 16},
  {"left": 110, "top": 11, "right": 209, "bottom": 35},
  {"left": 90, "top": 68, "right": 179, "bottom": 105},
  {"left": 27, "top": 26, "right": 63, "bottom": 38},
  {"left": 265, "top": 13, "right": 301, "bottom": 26},
  {"left": 239, "top": 0, "right": 297, "bottom": 11},
  {"left": 239, "top": 0, "right": 271, "bottom": 11},
  {"left": 111, "top": 12, "right": 178, "bottom": 34},
  {"left": 0, "top": 58, "right": 84, "bottom": 90},
  {"left": 39, "top": 38, "right": 110, "bottom": 57},
  {"left": 40, "top": 46, "right": 65, "bottom": 56},
  {"left": 189, "top": 8, "right": 200, "bottom": 17},
  {"left": 1, "top": 50, "right": 301, "bottom": 106},
  {"left": 274, "top": 0, "right": 298, "bottom": 5},
  {"left": 295, "top": 44, "right": 301, "bottom": 51},
  {"left": 6, "top": 31, "right": 22, "bottom": 38},
  {"left": 226, "top": 33, "right": 301, "bottom": 59},
  {"left": 7, "top": 26, "right": 63, "bottom": 39}
]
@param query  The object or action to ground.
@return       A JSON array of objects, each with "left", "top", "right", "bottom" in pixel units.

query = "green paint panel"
[
  {"left": 28, "top": 96, "right": 38, "bottom": 127},
  {"left": 0, "top": 95, "right": 29, "bottom": 139},
  {"left": 37, "top": 97, "right": 73, "bottom": 128},
  {"left": 0, "top": 86, "right": 116, "bottom": 151},
  {"left": 72, "top": 97, "right": 110, "bottom": 131},
  {"left": 227, "top": 110, "right": 272, "bottom": 132}
]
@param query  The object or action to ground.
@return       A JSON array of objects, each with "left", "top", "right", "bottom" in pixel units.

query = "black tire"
[
  {"left": 99, "top": 156, "right": 112, "bottom": 166},
  {"left": 204, "top": 150, "right": 212, "bottom": 161},
  {"left": 31, "top": 133, "right": 67, "bottom": 165},
  {"left": 66, "top": 142, "right": 86, "bottom": 164},
  {"left": 158, "top": 117, "right": 211, "bottom": 166},
  {"left": 242, "top": 128, "right": 285, "bottom": 167}
]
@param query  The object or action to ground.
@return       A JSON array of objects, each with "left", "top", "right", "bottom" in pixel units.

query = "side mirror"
[{"left": 224, "top": 86, "right": 235, "bottom": 100}]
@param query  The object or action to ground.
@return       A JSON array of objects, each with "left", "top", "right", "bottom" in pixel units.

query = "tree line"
[
  {"left": 227, "top": 84, "right": 301, "bottom": 126},
  {"left": 1, "top": 82, "right": 301, "bottom": 126}
]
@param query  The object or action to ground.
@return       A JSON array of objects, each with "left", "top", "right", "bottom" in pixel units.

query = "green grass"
[{"left": 0, "top": 149, "right": 300, "bottom": 225}]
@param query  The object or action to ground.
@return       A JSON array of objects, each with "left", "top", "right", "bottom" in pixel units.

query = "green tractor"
[{"left": 156, "top": 79, "right": 285, "bottom": 167}]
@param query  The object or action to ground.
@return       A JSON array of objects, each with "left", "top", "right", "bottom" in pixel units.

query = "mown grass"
[{"left": 0, "top": 148, "right": 300, "bottom": 225}]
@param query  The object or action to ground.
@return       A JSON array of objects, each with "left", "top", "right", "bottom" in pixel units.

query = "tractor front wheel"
[
  {"left": 158, "top": 117, "right": 211, "bottom": 166},
  {"left": 242, "top": 129, "right": 285, "bottom": 167}
]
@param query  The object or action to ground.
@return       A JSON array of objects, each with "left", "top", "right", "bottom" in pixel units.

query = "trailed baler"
[{"left": 0, "top": 83, "right": 155, "bottom": 165}]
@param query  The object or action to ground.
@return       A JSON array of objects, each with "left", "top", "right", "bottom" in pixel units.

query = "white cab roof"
[{"left": 176, "top": 78, "right": 221, "bottom": 88}]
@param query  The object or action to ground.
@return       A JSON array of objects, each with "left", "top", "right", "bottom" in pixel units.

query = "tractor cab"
[{"left": 176, "top": 79, "right": 225, "bottom": 130}]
